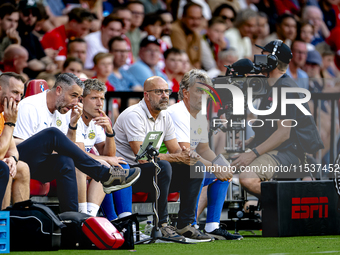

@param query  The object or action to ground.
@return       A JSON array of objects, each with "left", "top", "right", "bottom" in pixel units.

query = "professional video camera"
[{"left": 209, "top": 55, "right": 272, "bottom": 152}]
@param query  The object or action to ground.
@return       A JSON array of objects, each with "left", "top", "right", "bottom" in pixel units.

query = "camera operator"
[{"left": 231, "top": 40, "right": 322, "bottom": 199}]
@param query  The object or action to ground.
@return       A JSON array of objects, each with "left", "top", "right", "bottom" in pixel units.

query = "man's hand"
[
  {"left": 3, "top": 157, "right": 17, "bottom": 178},
  {"left": 70, "top": 102, "right": 83, "bottom": 127},
  {"left": 44, "top": 48, "right": 59, "bottom": 60},
  {"left": 104, "top": 156, "right": 126, "bottom": 169},
  {"left": 6, "top": 28, "right": 21, "bottom": 44},
  {"left": 94, "top": 109, "right": 113, "bottom": 134},
  {"left": 3, "top": 97, "right": 18, "bottom": 123},
  {"left": 177, "top": 146, "right": 200, "bottom": 165},
  {"left": 213, "top": 164, "right": 233, "bottom": 182},
  {"left": 230, "top": 151, "right": 257, "bottom": 169}
]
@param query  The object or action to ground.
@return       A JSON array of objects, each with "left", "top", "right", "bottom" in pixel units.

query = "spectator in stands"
[
  {"left": 74, "top": 78, "right": 129, "bottom": 217},
  {"left": 304, "top": 50, "right": 324, "bottom": 93},
  {"left": 17, "top": 0, "right": 56, "bottom": 78},
  {"left": 114, "top": 76, "right": 212, "bottom": 242},
  {"left": 84, "top": 15, "right": 123, "bottom": 70},
  {"left": 297, "top": 21, "right": 315, "bottom": 51},
  {"left": 264, "top": 14, "right": 297, "bottom": 48},
  {"left": 207, "top": 48, "right": 238, "bottom": 78},
  {"left": 319, "top": 0, "right": 337, "bottom": 32},
  {"left": 41, "top": 7, "right": 94, "bottom": 69},
  {"left": 140, "top": 0, "right": 163, "bottom": 14},
  {"left": 111, "top": 7, "right": 134, "bottom": 65},
  {"left": 252, "top": 12, "right": 270, "bottom": 55},
  {"left": 0, "top": 72, "right": 30, "bottom": 210},
  {"left": 179, "top": 51, "right": 192, "bottom": 78},
  {"left": 62, "top": 57, "right": 86, "bottom": 79},
  {"left": 2, "top": 45, "right": 29, "bottom": 81},
  {"left": 225, "top": 8, "right": 257, "bottom": 60},
  {"left": 166, "top": 69, "right": 242, "bottom": 240},
  {"left": 68, "top": 38, "right": 87, "bottom": 65},
  {"left": 156, "top": 10, "right": 173, "bottom": 47},
  {"left": 163, "top": 48, "right": 182, "bottom": 93},
  {"left": 302, "top": 6, "right": 330, "bottom": 45},
  {"left": 13, "top": 73, "right": 140, "bottom": 212},
  {"left": 128, "top": 35, "right": 168, "bottom": 87},
  {"left": 212, "top": 3, "right": 237, "bottom": 31},
  {"left": 286, "top": 40, "right": 309, "bottom": 89},
  {"left": 201, "top": 17, "right": 227, "bottom": 72},
  {"left": 315, "top": 42, "right": 337, "bottom": 78},
  {"left": 111, "top": 7, "right": 132, "bottom": 35},
  {"left": 171, "top": 2, "right": 203, "bottom": 69},
  {"left": 107, "top": 36, "right": 143, "bottom": 91},
  {"left": 126, "top": 1, "right": 145, "bottom": 60},
  {"left": 141, "top": 13, "right": 169, "bottom": 70},
  {"left": 0, "top": 3, "right": 20, "bottom": 61},
  {"left": 92, "top": 53, "right": 114, "bottom": 91}
]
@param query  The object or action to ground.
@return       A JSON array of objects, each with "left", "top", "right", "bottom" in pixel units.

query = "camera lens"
[{"left": 248, "top": 78, "right": 263, "bottom": 94}]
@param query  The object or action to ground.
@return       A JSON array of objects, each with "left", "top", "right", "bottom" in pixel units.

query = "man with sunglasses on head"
[
  {"left": 16, "top": 0, "right": 56, "bottom": 78},
  {"left": 114, "top": 76, "right": 212, "bottom": 242}
]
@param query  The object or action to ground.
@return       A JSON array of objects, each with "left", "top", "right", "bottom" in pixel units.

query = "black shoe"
[{"left": 204, "top": 227, "right": 243, "bottom": 240}]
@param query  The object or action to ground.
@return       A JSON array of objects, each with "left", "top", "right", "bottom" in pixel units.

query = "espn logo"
[{"left": 291, "top": 197, "right": 328, "bottom": 219}]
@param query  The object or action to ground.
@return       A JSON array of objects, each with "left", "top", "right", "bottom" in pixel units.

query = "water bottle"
[{"left": 144, "top": 221, "right": 153, "bottom": 236}]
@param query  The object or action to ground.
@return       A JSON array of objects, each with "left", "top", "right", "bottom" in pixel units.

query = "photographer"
[{"left": 231, "top": 40, "right": 322, "bottom": 199}]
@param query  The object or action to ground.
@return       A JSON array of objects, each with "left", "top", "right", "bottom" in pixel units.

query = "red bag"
[{"left": 82, "top": 217, "right": 124, "bottom": 250}]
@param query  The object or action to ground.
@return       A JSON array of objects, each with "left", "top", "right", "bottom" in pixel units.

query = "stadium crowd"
[{"left": 0, "top": 0, "right": 339, "bottom": 243}]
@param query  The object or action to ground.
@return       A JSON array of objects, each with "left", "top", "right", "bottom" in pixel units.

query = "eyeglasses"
[
  {"left": 147, "top": 89, "right": 172, "bottom": 95},
  {"left": 221, "top": 15, "right": 235, "bottom": 22},
  {"left": 22, "top": 8, "right": 39, "bottom": 17}
]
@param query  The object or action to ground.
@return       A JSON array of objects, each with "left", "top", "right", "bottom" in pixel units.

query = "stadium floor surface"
[{"left": 9, "top": 232, "right": 340, "bottom": 255}]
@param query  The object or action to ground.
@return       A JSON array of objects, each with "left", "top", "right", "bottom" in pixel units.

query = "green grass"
[{"left": 8, "top": 234, "right": 340, "bottom": 255}]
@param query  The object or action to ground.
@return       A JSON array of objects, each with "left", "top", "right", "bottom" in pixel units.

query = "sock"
[
  {"left": 101, "top": 194, "right": 118, "bottom": 221},
  {"left": 118, "top": 212, "right": 132, "bottom": 218},
  {"left": 78, "top": 202, "right": 87, "bottom": 213},
  {"left": 87, "top": 202, "right": 100, "bottom": 217},
  {"left": 205, "top": 222, "right": 219, "bottom": 232},
  {"left": 206, "top": 180, "right": 229, "bottom": 224}
]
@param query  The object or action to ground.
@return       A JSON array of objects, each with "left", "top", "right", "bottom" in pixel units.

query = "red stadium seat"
[
  {"left": 30, "top": 179, "right": 50, "bottom": 196},
  {"left": 25, "top": 79, "right": 49, "bottom": 98},
  {"left": 167, "top": 192, "right": 180, "bottom": 202},
  {"left": 26, "top": 79, "right": 51, "bottom": 196}
]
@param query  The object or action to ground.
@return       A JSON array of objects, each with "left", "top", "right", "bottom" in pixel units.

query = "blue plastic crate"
[{"left": 0, "top": 211, "right": 9, "bottom": 253}]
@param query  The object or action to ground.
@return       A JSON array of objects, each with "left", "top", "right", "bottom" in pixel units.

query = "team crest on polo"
[
  {"left": 56, "top": 118, "right": 62, "bottom": 127},
  {"left": 198, "top": 128, "right": 202, "bottom": 135},
  {"left": 88, "top": 131, "right": 96, "bottom": 139}
]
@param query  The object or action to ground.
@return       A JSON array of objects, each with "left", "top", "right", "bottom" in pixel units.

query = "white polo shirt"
[
  {"left": 14, "top": 91, "right": 70, "bottom": 140},
  {"left": 76, "top": 117, "right": 106, "bottom": 153},
  {"left": 167, "top": 100, "right": 208, "bottom": 150},
  {"left": 114, "top": 98, "right": 177, "bottom": 165}
]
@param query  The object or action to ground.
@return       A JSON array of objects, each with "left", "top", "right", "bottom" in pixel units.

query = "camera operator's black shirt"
[{"left": 252, "top": 73, "right": 304, "bottom": 152}]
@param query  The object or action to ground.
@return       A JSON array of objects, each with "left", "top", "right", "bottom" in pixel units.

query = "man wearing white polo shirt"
[{"left": 114, "top": 76, "right": 212, "bottom": 242}]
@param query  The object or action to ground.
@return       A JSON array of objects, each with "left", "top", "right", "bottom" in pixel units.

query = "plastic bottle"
[{"left": 144, "top": 221, "right": 153, "bottom": 236}]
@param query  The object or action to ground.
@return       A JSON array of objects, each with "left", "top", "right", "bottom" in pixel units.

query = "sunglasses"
[
  {"left": 221, "top": 15, "right": 235, "bottom": 22},
  {"left": 22, "top": 8, "right": 39, "bottom": 17}
]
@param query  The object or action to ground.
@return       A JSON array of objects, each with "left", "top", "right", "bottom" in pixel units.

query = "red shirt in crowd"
[
  {"left": 92, "top": 76, "right": 115, "bottom": 92},
  {"left": 41, "top": 25, "right": 68, "bottom": 62}
]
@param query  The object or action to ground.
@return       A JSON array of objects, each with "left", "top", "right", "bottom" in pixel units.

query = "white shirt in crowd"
[
  {"left": 76, "top": 117, "right": 106, "bottom": 153},
  {"left": 114, "top": 98, "right": 176, "bottom": 165},
  {"left": 167, "top": 100, "right": 208, "bottom": 150},
  {"left": 84, "top": 31, "right": 108, "bottom": 70},
  {"left": 14, "top": 91, "right": 70, "bottom": 140}
]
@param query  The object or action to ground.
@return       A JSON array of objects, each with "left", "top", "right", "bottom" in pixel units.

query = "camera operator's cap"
[
  {"left": 140, "top": 35, "right": 161, "bottom": 48},
  {"left": 18, "top": 0, "right": 38, "bottom": 10},
  {"left": 306, "top": 50, "right": 322, "bottom": 66},
  {"left": 255, "top": 41, "right": 293, "bottom": 64}
]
